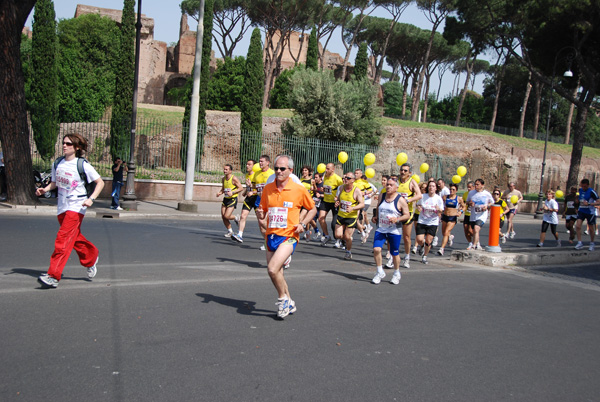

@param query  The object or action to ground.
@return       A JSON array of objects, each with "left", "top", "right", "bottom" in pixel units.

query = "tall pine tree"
[
  {"left": 354, "top": 42, "right": 368, "bottom": 80},
  {"left": 181, "top": 0, "right": 213, "bottom": 171},
  {"left": 110, "top": 0, "right": 135, "bottom": 160},
  {"left": 30, "top": 0, "right": 59, "bottom": 162},
  {"left": 306, "top": 27, "right": 318, "bottom": 71},
  {"left": 239, "top": 28, "right": 264, "bottom": 166}
]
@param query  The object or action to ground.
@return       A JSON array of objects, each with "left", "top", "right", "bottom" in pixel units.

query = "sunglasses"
[
  {"left": 274, "top": 167, "right": 288, "bottom": 172},
  {"left": 493, "top": 192, "right": 500, "bottom": 195},
  {"left": 63, "top": 141, "right": 73, "bottom": 146},
  {"left": 400, "top": 169, "right": 409, "bottom": 172},
  {"left": 343, "top": 176, "right": 354, "bottom": 180}
]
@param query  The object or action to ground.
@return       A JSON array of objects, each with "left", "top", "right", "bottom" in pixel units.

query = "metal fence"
[{"left": 23, "top": 115, "right": 593, "bottom": 195}]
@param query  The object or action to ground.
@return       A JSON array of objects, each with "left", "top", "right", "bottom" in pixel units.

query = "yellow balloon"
[
  {"left": 396, "top": 152, "right": 408, "bottom": 166},
  {"left": 365, "top": 167, "right": 375, "bottom": 178},
  {"left": 252, "top": 162, "right": 261, "bottom": 173},
  {"left": 364, "top": 153, "right": 376, "bottom": 166},
  {"left": 457, "top": 166, "right": 467, "bottom": 177},
  {"left": 452, "top": 175, "right": 461, "bottom": 184},
  {"left": 556, "top": 190, "right": 564, "bottom": 199},
  {"left": 420, "top": 163, "right": 429, "bottom": 174},
  {"left": 338, "top": 151, "right": 348, "bottom": 164},
  {"left": 412, "top": 174, "right": 420, "bottom": 184},
  {"left": 317, "top": 163, "right": 326, "bottom": 174},
  {"left": 510, "top": 195, "right": 519, "bottom": 205}
]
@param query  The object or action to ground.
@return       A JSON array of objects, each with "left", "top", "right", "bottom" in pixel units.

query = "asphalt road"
[{"left": 1, "top": 214, "right": 599, "bottom": 401}]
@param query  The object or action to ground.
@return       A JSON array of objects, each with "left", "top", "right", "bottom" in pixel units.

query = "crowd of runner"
[{"left": 215, "top": 156, "right": 599, "bottom": 318}]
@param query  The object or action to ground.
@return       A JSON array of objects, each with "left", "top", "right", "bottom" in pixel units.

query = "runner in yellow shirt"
[
  {"left": 397, "top": 163, "right": 422, "bottom": 268},
  {"left": 318, "top": 163, "right": 343, "bottom": 246},
  {"left": 334, "top": 172, "right": 364, "bottom": 260},
  {"left": 217, "top": 164, "right": 242, "bottom": 237}
]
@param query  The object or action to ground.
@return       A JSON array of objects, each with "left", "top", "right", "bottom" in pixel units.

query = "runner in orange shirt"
[{"left": 257, "top": 155, "right": 317, "bottom": 319}]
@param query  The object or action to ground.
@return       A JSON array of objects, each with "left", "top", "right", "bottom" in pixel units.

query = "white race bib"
[
  {"left": 313, "top": 197, "right": 321, "bottom": 208},
  {"left": 324, "top": 185, "right": 332, "bottom": 195},
  {"left": 340, "top": 200, "right": 351, "bottom": 212},
  {"left": 268, "top": 207, "right": 288, "bottom": 229}
]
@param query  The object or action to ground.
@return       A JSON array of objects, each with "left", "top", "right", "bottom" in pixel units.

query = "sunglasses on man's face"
[
  {"left": 274, "top": 167, "right": 288, "bottom": 172},
  {"left": 343, "top": 176, "right": 354, "bottom": 180}
]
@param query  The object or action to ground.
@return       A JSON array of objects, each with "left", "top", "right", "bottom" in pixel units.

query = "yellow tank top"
[
  {"left": 223, "top": 175, "right": 238, "bottom": 199},
  {"left": 301, "top": 178, "right": 313, "bottom": 196},
  {"left": 397, "top": 178, "right": 415, "bottom": 213},
  {"left": 338, "top": 185, "right": 359, "bottom": 219},
  {"left": 246, "top": 172, "right": 256, "bottom": 195},
  {"left": 254, "top": 168, "right": 274, "bottom": 196},
  {"left": 323, "top": 173, "right": 343, "bottom": 203}
]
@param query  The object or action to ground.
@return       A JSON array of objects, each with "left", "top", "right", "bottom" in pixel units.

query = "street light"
[
  {"left": 535, "top": 46, "right": 576, "bottom": 219},
  {"left": 122, "top": 0, "right": 143, "bottom": 211}
]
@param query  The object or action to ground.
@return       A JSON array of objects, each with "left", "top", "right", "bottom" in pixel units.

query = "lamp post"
[
  {"left": 121, "top": 0, "right": 143, "bottom": 211},
  {"left": 534, "top": 46, "right": 576, "bottom": 219}
]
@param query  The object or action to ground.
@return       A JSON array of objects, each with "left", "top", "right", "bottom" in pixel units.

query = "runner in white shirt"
[
  {"left": 415, "top": 181, "right": 444, "bottom": 264},
  {"left": 538, "top": 190, "right": 560, "bottom": 247},
  {"left": 466, "top": 178, "right": 494, "bottom": 250},
  {"left": 36, "top": 133, "right": 105, "bottom": 288}
]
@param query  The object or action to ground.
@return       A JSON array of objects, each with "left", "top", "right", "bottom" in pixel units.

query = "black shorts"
[
  {"left": 405, "top": 212, "right": 416, "bottom": 225},
  {"left": 416, "top": 223, "right": 438, "bottom": 237},
  {"left": 336, "top": 216, "right": 358, "bottom": 228},
  {"left": 541, "top": 221, "right": 557, "bottom": 234},
  {"left": 464, "top": 215, "right": 471, "bottom": 225},
  {"left": 222, "top": 197, "right": 237, "bottom": 209},
  {"left": 441, "top": 214, "right": 458, "bottom": 223},
  {"left": 320, "top": 200, "right": 337, "bottom": 213},
  {"left": 242, "top": 195, "right": 258, "bottom": 211}
]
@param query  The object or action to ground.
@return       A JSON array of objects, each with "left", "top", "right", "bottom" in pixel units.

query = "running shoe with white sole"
[
  {"left": 501, "top": 235, "right": 506, "bottom": 244},
  {"left": 466, "top": 242, "right": 473, "bottom": 250},
  {"left": 361, "top": 232, "right": 368, "bottom": 244},
  {"left": 537, "top": 243, "right": 543, "bottom": 247},
  {"left": 475, "top": 243, "right": 483, "bottom": 250},
  {"left": 334, "top": 239, "right": 342, "bottom": 249},
  {"left": 224, "top": 232, "right": 233, "bottom": 238},
  {"left": 411, "top": 245, "right": 417, "bottom": 254},
  {"left": 259, "top": 245, "right": 266, "bottom": 251},
  {"left": 390, "top": 271, "right": 401, "bottom": 285},
  {"left": 556, "top": 239, "right": 561, "bottom": 247},
  {"left": 421, "top": 256, "right": 428, "bottom": 265},
  {"left": 288, "top": 299, "right": 297, "bottom": 314},
  {"left": 449, "top": 234, "right": 454, "bottom": 247},
  {"left": 231, "top": 234, "right": 243, "bottom": 243},
  {"left": 283, "top": 255, "right": 292, "bottom": 269},
  {"left": 344, "top": 251, "right": 352, "bottom": 260},
  {"left": 38, "top": 274, "right": 58, "bottom": 288},
  {"left": 437, "top": 248, "right": 444, "bottom": 256},
  {"left": 510, "top": 231, "right": 516, "bottom": 239},
  {"left": 574, "top": 241, "right": 584, "bottom": 250},
  {"left": 372, "top": 272, "right": 385, "bottom": 284},
  {"left": 584, "top": 230, "right": 589, "bottom": 235},
  {"left": 233, "top": 215, "right": 240, "bottom": 226},
  {"left": 432, "top": 236, "right": 438, "bottom": 247},
  {"left": 403, "top": 256, "right": 410, "bottom": 269},
  {"left": 276, "top": 298, "right": 290, "bottom": 318},
  {"left": 589, "top": 242, "right": 595, "bottom": 251},
  {"left": 321, "top": 235, "right": 331, "bottom": 246},
  {"left": 385, "top": 256, "right": 394, "bottom": 268},
  {"left": 87, "top": 257, "right": 98, "bottom": 278}
]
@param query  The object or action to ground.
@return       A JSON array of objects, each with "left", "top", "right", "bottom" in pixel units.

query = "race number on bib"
[
  {"left": 340, "top": 200, "right": 352, "bottom": 212},
  {"left": 324, "top": 186, "right": 332, "bottom": 195},
  {"left": 313, "top": 197, "right": 321, "bottom": 208},
  {"left": 268, "top": 207, "right": 288, "bottom": 229},
  {"left": 56, "top": 169, "right": 77, "bottom": 191}
]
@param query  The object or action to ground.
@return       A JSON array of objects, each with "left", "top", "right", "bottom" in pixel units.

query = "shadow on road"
[
  {"left": 6, "top": 268, "right": 93, "bottom": 283},
  {"left": 196, "top": 293, "right": 277, "bottom": 319},
  {"left": 215, "top": 257, "right": 265, "bottom": 269},
  {"left": 323, "top": 270, "right": 372, "bottom": 282}
]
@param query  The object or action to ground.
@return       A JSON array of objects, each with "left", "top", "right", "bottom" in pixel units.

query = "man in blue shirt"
[{"left": 574, "top": 178, "right": 599, "bottom": 251}]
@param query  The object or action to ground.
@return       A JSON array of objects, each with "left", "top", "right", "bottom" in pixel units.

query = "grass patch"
[
  {"left": 137, "top": 107, "right": 184, "bottom": 125},
  {"left": 262, "top": 109, "right": 294, "bottom": 118}
]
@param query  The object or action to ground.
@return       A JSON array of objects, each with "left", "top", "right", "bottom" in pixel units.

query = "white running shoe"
[
  {"left": 321, "top": 235, "right": 331, "bottom": 246},
  {"left": 38, "top": 274, "right": 59, "bottom": 288},
  {"left": 344, "top": 251, "right": 352, "bottom": 260},
  {"left": 402, "top": 256, "right": 410, "bottom": 269},
  {"left": 437, "top": 248, "right": 444, "bottom": 256},
  {"left": 385, "top": 256, "right": 394, "bottom": 268},
  {"left": 574, "top": 241, "right": 584, "bottom": 250},
  {"left": 432, "top": 236, "right": 438, "bottom": 247},
  {"left": 231, "top": 234, "right": 243, "bottom": 243},
  {"left": 510, "top": 231, "right": 516, "bottom": 239},
  {"left": 259, "top": 245, "right": 266, "bottom": 251},
  {"left": 475, "top": 243, "right": 483, "bottom": 250},
  {"left": 334, "top": 239, "right": 342, "bottom": 249},
  {"left": 224, "top": 231, "right": 233, "bottom": 238},
  {"left": 283, "top": 255, "right": 292, "bottom": 269},
  {"left": 372, "top": 272, "right": 385, "bottom": 284},
  {"left": 537, "top": 243, "right": 543, "bottom": 247},
  {"left": 313, "top": 232, "right": 322, "bottom": 242},
  {"left": 87, "top": 257, "right": 98, "bottom": 279},
  {"left": 417, "top": 246, "right": 424, "bottom": 256},
  {"left": 501, "top": 234, "right": 506, "bottom": 244},
  {"left": 584, "top": 230, "right": 589, "bottom": 235},
  {"left": 421, "top": 256, "right": 428, "bottom": 265},
  {"left": 467, "top": 242, "right": 473, "bottom": 250},
  {"left": 233, "top": 215, "right": 240, "bottom": 226},
  {"left": 589, "top": 242, "right": 595, "bottom": 251},
  {"left": 361, "top": 232, "right": 368, "bottom": 244},
  {"left": 276, "top": 298, "right": 290, "bottom": 318},
  {"left": 390, "top": 271, "right": 401, "bottom": 285},
  {"left": 411, "top": 245, "right": 417, "bottom": 254},
  {"left": 288, "top": 299, "right": 297, "bottom": 314},
  {"left": 449, "top": 235, "right": 454, "bottom": 247}
]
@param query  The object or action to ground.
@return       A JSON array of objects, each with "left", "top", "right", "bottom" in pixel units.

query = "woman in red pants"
[{"left": 36, "top": 133, "right": 104, "bottom": 288}]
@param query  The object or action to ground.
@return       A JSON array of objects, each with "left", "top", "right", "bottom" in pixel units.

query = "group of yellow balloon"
[{"left": 323, "top": 151, "right": 470, "bottom": 187}]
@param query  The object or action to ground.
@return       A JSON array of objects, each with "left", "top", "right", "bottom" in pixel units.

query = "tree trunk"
[
  {"left": 518, "top": 72, "right": 532, "bottom": 137},
  {"left": 567, "top": 88, "right": 594, "bottom": 190},
  {"left": 401, "top": 73, "right": 409, "bottom": 118},
  {"left": 489, "top": 60, "right": 505, "bottom": 132},
  {"left": 532, "top": 79, "right": 543, "bottom": 139},
  {"left": 0, "top": 0, "right": 38, "bottom": 205},
  {"left": 564, "top": 83, "right": 579, "bottom": 145},
  {"left": 422, "top": 72, "right": 432, "bottom": 123},
  {"left": 262, "top": 31, "right": 285, "bottom": 109},
  {"left": 340, "top": 7, "right": 367, "bottom": 81},
  {"left": 455, "top": 51, "right": 473, "bottom": 127},
  {"left": 410, "top": 19, "right": 442, "bottom": 121}
]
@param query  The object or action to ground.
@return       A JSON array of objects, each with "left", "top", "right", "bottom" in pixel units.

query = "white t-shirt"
[
  {"left": 417, "top": 193, "right": 444, "bottom": 226},
  {"left": 439, "top": 186, "right": 450, "bottom": 198},
  {"left": 52, "top": 158, "right": 100, "bottom": 215},
  {"left": 377, "top": 194, "right": 403, "bottom": 235},
  {"left": 467, "top": 189, "right": 494, "bottom": 222},
  {"left": 543, "top": 199, "right": 559, "bottom": 224}
]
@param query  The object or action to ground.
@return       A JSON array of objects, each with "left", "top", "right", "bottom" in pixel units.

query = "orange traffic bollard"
[{"left": 486, "top": 205, "right": 502, "bottom": 252}]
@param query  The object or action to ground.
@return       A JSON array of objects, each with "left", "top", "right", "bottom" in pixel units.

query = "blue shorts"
[
  {"left": 373, "top": 231, "right": 402, "bottom": 256},
  {"left": 577, "top": 211, "right": 596, "bottom": 225},
  {"left": 265, "top": 234, "right": 298, "bottom": 253},
  {"left": 254, "top": 195, "right": 262, "bottom": 208}
]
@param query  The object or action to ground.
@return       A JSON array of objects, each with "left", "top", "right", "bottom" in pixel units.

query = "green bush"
[{"left": 207, "top": 57, "right": 246, "bottom": 111}]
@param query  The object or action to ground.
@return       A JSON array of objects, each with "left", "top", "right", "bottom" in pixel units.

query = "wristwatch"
[{"left": 301, "top": 223, "right": 307, "bottom": 230}]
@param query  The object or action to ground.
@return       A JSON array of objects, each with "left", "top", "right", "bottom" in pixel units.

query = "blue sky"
[{"left": 25, "top": 1, "right": 488, "bottom": 98}]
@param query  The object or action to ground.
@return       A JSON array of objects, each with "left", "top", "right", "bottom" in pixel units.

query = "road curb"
[{"left": 451, "top": 248, "right": 597, "bottom": 267}]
